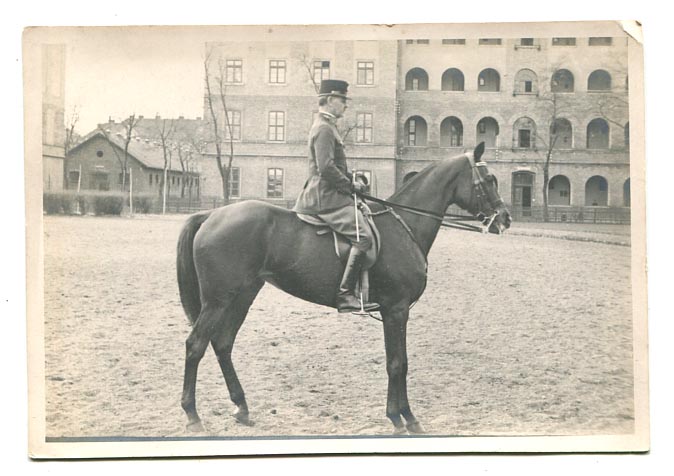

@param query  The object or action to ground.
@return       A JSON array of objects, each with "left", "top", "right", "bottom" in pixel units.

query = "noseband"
[{"left": 469, "top": 155, "right": 505, "bottom": 232}]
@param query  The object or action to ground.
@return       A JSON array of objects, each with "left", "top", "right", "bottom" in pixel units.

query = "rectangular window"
[
  {"left": 415, "top": 39, "right": 429, "bottom": 44},
  {"left": 149, "top": 174, "right": 153, "bottom": 186},
  {"left": 408, "top": 119, "right": 416, "bottom": 146},
  {"left": 225, "top": 59, "right": 243, "bottom": 83},
  {"left": 589, "top": 37, "right": 612, "bottom": 46},
  {"left": 552, "top": 37, "right": 576, "bottom": 46},
  {"left": 224, "top": 110, "right": 241, "bottom": 140},
  {"left": 442, "top": 39, "right": 466, "bottom": 45},
  {"left": 478, "top": 122, "right": 486, "bottom": 134},
  {"left": 518, "top": 129, "right": 531, "bottom": 148},
  {"left": 68, "top": 170, "right": 80, "bottom": 188},
  {"left": 357, "top": 61, "right": 375, "bottom": 85},
  {"left": 405, "top": 39, "right": 414, "bottom": 44},
  {"left": 524, "top": 80, "right": 533, "bottom": 93},
  {"left": 229, "top": 167, "right": 240, "bottom": 198},
  {"left": 118, "top": 171, "right": 130, "bottom": 184},
  {"left": 269, "top": 60, "right": 286, "bottom": 83},
  {"left": 356, "top": 113, "right": 373, "bottom": 143},
  {"left": 313, "top": 60, "right": 330, "bottom": 83},
  {"left": 479, "top": 38, "right": 502, "bottom": 45},
  {"left": 412, "top": 78, "right": 420, "bottom": 90},
  {"left": 560, "top": 190, "right": 569, "bottom": 198},
  {"left": 267, "top": 168, "right": 284, "bottom": 198},
  {"left": 520, "top": 38, "right": 534, "bottom": 46},
  {"left": 268, "top": 111, "right": 285, "bottom": 141}
]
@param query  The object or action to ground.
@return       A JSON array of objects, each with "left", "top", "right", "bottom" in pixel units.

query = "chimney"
[
  {"left": 138, "top": 115, "right": 144, "bottom": 120},
  {"left": 108, "top": 116, "right": 114, "bottom": 124},
  {"left": 155, "top": 114, "right": 161, "bottom": 120},
  {"left": 179, "top": 115, "right": 184, "bottom": 120}
]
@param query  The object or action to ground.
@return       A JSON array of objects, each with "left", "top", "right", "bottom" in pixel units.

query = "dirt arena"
[{"left": 42, "top": 214, "right": 634, "bottom": 438}]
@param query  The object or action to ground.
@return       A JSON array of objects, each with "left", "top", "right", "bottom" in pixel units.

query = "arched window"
[
  {"left": 403, "top": 171, "right": 419, "bottom": 183},
  {"left": 624, "top": 122, "right": 630, "bottom": 147},
  {"left": 476, "top": 117, "right": 499, "bottom": 148},
  {"left": 585, "top": 176, "right": 609, "bottom": 206},
  {"left": 587, "top": 118, "right": 610, "bottom": 149},
  {"left": 551, "top": 69, "right": 575, "bottom": 92},
  {"left": 548, "top": 175, "right": 571, "bottom": 206},
  {"left": 478, "top": 68, "right": 500, "bottom": 92},
  {"left": 404, "top": 116, "right": 428, "bottom": 146},
  {"left": 405, "top": 68, "right": 429, "bottom": 91},
  {"left": 440, "top": 117, "right": 463, "bottom": 147},
  {"left": 514, "top": 69, "right": 538, "bottom": 95},
  {"left": 441, "top": 68, "right": 464, "bottom": 91},
  {"left": 513, "top": 117, "right": 537, "bottom": 149},
  {"left": 551, "top": 118, "right": 573, "bottom": 149},
  {"left": 623, "top": 178, "right": 631, "bottom": 207},
  {"left": 588, "top": 69, "right": 612, "bottom": 91}
]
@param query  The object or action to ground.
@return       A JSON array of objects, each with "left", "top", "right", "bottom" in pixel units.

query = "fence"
[
  {"left": 149, "top": 196, "right": 297, "bottom": 214},
  {"left": 157, "top": 198, "right": 630, "bottom": 225},
  {"left": 444, "top": 204, "right": 630, "bottom": 225}
]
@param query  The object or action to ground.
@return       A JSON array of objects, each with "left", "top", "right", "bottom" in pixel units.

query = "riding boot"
[{"left": 336, "top": 247, "right": 380, "bottom": 313}]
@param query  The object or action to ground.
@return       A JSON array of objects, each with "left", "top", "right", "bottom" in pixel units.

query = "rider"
[{"left": 293, "top": 79, "right": 380, "bottom": 314}]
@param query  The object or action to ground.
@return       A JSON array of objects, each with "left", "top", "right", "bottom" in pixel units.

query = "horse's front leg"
[{"left": 381, "top": 303, "right": 425, "bottom": 435}]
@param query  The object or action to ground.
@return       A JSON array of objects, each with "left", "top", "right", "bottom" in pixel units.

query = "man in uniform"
[{"left": 293, "top": 79, "right": 380, "bottom": 314}]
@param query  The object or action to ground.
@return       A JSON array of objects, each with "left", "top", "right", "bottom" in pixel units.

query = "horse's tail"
[{"left": 176, "top": 210, "right": 213, "bottom": 325}]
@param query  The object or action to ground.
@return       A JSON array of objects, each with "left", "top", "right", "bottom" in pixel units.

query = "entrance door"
[{"left": 512, "top": 172, "right": 534, "bottom": 218}]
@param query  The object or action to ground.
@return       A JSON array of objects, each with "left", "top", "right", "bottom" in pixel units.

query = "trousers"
[{"left": 317, "top": 203, "right": 373, "bottom": 252}]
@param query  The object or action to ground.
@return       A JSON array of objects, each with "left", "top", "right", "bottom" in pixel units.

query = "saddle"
[{"left": 296, "top": 203, "right": 381, "bottom": 306}]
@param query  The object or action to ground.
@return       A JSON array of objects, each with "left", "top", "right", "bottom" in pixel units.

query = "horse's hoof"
[
  {"left": 406, "top": 421, "right": 426, "bottom": 434},
  {"left": 186, "top": 420, "right": 206, "bottom": 433},
  {"left": 233, "top": 412, "right": 254, "bottom": 427},
  {"left": 392, "top": 425, "right": 408, "bottom": 435}
]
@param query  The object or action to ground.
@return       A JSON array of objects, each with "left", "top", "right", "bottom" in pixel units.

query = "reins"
[
  {"left": 358, "top": 155, "right": 502, "bottom": 234},
  {"left": 359, "top": 193, "right": 492, "bottom": 234}
]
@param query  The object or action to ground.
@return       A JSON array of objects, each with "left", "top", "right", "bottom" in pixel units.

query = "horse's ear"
[{"left": 474, "top": 142, "right": 485, "bottom": 162}]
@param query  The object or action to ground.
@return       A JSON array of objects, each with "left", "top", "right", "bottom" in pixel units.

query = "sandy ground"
[{"left": 42, "top": 214, "right": 634, "bottom": 438}]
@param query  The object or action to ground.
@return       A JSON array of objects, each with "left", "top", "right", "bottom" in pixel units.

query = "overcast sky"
[{"left": 64, "top": 29, "right": 206, "bottom": 134}]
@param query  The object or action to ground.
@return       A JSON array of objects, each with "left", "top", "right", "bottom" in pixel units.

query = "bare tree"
[
  {"left": 64, "top": 106, "right": 80, "bottom": 189},
  {"left": 203, "top": 47, "right": 237, "bottom": 204},
  {"left": 157, "top": 119, "right": 176, "bottom": 213},
  {"left": 173, "top": 126, "right": 204, "bottom": 199}
]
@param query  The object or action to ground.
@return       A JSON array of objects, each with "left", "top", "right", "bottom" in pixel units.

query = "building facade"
[
  {"left": 199, "top": 36, "right": 630, "bottom": 221},
  {"left": 42, "top": 44, "right": 66, "bottom": 191},
  {"left": 66, "top": 131, "right": 200, "bottom": 200}
]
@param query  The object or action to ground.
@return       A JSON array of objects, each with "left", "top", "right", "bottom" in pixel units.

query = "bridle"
[{"left": 360, "top": 154, "right": 505, "bottom": 234}]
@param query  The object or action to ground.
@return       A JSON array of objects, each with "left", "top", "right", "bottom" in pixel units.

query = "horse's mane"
[{"left": 387, "top": 153, "right": 467, "bottom": 202}]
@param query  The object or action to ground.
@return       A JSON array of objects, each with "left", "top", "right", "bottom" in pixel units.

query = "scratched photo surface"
[{"left": 27, "top": 22, "right": 647, "bottom": 457}]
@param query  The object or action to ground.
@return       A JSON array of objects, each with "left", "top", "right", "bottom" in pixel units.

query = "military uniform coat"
[{"left": 293, "top": 113, "right": 354, "bottom": 214}]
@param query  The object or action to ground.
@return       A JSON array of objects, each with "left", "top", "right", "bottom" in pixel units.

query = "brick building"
[
  {"left": 201, "top": 36, "right": 631, "bottom": 222},
  {"left": 65, "top": 130, "right": 199, "bottom": 199}
]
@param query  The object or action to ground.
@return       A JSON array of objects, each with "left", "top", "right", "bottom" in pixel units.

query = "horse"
[{"left": 176, "top": 142, "right": 511, "bottom": 434}]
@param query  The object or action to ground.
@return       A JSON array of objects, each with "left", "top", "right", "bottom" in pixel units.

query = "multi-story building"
[
  {"left": 42, "top": 44, "right": 66, "bottom": 191},
  {"left": 397, "top": 36, "right": 630, "bottom": 221},
  {"left": 200, "top": 40, "right": 399, "bottom": 205},
  {"left": 198, "top": 36, "right": 630, "bottom": 221}
]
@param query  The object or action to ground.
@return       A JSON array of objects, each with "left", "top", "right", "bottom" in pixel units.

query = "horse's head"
[{"left": 458, "top": 142, "right": 512, "bottom": 234}]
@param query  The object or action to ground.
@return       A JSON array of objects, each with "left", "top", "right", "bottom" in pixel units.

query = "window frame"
[
  {"left": 268, "top": 59, "right": 287, "bottom": 84},
  {"left": 228, "top": 166, "right": 241, "bottom": 198},
  {"left": 225, "top": 59, "right": 243, "bottom": 84},
  {"left": 266, "top": 167, "right": 284, "bottom": 199},
  {"left": 356, "top": 61, "right": 375, "bottom": 86},
  {"left": 355, "top": 112, "right": 374, "bottom": 143},
  {"left": 267, "top": 111, "right": 286, "bottom": 142}
]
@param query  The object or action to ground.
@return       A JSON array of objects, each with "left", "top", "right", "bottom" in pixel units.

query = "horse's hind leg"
[
  {"left": 181, "top": 298, "right": 232, "bottom": 432},
  {"left": 210, "top": 279, "right": 264, "bottom": 427}
]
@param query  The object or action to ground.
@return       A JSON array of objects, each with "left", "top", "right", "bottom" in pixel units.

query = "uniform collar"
[{"left": 319, "top": 111, "right": 338, "bottom": 124}]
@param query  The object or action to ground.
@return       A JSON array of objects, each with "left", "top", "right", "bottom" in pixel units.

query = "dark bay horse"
[{"left": 176, "top": 142, "right": 511, "bottom": 434}]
